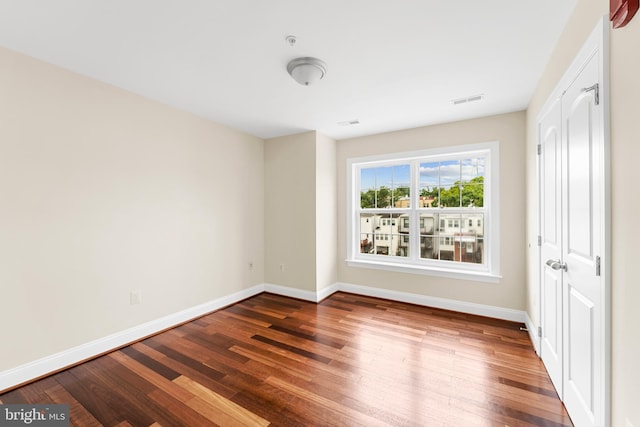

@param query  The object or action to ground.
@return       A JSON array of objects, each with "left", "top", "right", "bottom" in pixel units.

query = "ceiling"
[{"left": 0, "top": 0, "right": 577, "bottom": 140}]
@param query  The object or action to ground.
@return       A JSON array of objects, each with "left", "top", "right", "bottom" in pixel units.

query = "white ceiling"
[{"left": 0, "top": 0, "right": 577, "bottom": 140}]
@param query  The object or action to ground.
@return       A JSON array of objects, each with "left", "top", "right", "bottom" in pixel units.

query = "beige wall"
[
  {"left": 264, "top": 131, "right": 338, "bottom": 294},
  {"left": 525, "top": 1, "right": 640, "bottom": 424},
  {"left": 315, "top": 133, "right": 338, "bottom": 292},
  {"left": 0, "top": 47, "right": 265, "bottom": 372},
  {"left": 610, "top": 14, "right": 640, "bottom": 427},
  {"left": 264, "top": 132, "right": 317, "bottom": 290},
  {"left": 337, "top": 112, "right": 527, "bottom": 310}
]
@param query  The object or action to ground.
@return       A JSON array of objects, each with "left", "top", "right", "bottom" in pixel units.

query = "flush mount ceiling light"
[{"left": 287, "top": 57, "right": 327, "bottom": 86}]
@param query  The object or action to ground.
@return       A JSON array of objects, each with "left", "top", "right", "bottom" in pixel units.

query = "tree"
[
  {"left": 360, "top": 186, "right": 391, "bottom": 208},
  {"left": 360, "top": 186, "right": 412, "bottom": 208},
  {"left": 360, "top": 189, "right": 376, "bottom": 208},
  {"left": 377, "top": 186, "right": 391, "bottom": 208},
  {"left": 462, "top": 176, "right": 484, "bottom": 207},
  {"left": 419, "top": 176, "right": 483, "bottom": 208},
  {"left": 361, "top": 179, "right": 482, "bottom": 209}
]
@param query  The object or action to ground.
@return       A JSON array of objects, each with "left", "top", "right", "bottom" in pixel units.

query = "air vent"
[
  {"left": 452, "top": 94, "right": 484, "bottom": 105},
  {"left": 338, "top": 119, "right": 360, "bottom": 126}
]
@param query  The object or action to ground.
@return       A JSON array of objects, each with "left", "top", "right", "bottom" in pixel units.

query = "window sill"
[{"left": 346, "top": 259, "right": 502, "bottom": 283}]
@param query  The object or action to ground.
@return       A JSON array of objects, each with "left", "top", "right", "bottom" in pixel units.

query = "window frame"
[{"left": 346, "top": 141, "right": 501, "bottom": 283}]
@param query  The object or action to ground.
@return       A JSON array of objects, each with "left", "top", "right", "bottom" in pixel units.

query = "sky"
[{"left": 360, "top": 157, "right": 485, "bottom": 191}]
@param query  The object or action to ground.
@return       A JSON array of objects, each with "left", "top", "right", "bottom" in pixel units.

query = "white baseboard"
[
  {"left": 0, "top": 284, "right": 264, "bottom": 392},
  {"left": 525, "top": 313, "right": 540, "bottom": 355},
  {"left": 263, "top": 283, "right": 319, "bottom": 302},
  {"left": 317, "top": 283, "right": 341, "bottom": 302},
  {"left": 263, "top": 282, "right": 340, "bottom": 303},
  {"left": 335, "top": 282, "right": 527, "bottom": 323},
  {"left": 1, "top": 281, "right": 530, "bottom": 392}
]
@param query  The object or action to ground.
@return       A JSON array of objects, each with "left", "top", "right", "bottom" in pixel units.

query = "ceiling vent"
[
  {"left": 338, "top": 119, "right": 360, "bottom": 126},
  {"left": 452, "top": 94, "right": 484, "bottom": 105}
]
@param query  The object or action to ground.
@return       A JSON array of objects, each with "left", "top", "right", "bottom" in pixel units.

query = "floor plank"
[{"left": 0, "top": 292, "right": 573, "bottom": 426}]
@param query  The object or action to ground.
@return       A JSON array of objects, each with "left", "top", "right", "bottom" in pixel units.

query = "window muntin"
[{"left": 349, "top": 143, "right": 498, "bottom": 278}]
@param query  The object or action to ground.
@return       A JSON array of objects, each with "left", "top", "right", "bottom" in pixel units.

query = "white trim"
[
  {"left": 263, "top": 283, "right": 319, "bottom": 302},
  {"left": 0, "top": 284, "right": 264, "bottom": 392},
  {"left": 335, "top": 282, "right": 526, "bottom": 323},
  {"left": 1, "top": 280, "right": 528, "bottom": 393},
  {"left": 263, "top": 283, "right": 340, "bottom": 303},
  {"left": 525, "top": 313, "right": 540, "bottom": 356},
  {"left": 346, "top": 259, "right": 501, "bottom": 283},
  {"left": 317, "top": 283, "right": 341, "bottom": 301},
  {"left": 346, "top": 141, "right": 500, "bottom": 280}
]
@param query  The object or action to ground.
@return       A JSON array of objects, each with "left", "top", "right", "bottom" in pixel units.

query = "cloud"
[{"left": 419, "top": 158, "right": 484, "bottom": 188}]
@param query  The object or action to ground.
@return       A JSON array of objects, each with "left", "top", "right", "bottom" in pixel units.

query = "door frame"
[{"left": 536, "top": 16, "right": 611, "bottom": 426}]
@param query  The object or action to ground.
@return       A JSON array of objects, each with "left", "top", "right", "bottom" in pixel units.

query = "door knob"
[{"left": 546, "top": 259, "right": 567, "bottom": 271}]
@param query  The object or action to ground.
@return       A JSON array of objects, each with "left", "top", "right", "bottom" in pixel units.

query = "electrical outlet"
[
  {"left": 280, "top": 264, "right": 285, "bottom": 272},
  {"left": 130, "top": 290, "right": 142, "bottom": 305}
]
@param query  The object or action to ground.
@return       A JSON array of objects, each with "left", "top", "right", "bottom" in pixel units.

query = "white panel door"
[
  {"left": 539, "top": 96, "right": 564, "bottom": 397},
  {"left": 561, "top": 50, "right": 604, "bottom": 427},
  {"left": 537, "top": 18, "right": 609, "bottom": 427}
]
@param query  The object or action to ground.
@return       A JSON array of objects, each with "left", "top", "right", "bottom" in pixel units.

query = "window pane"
[
  {"left": 419, "top": 161, "right": 439, "bottom": 208},
  {"left": 419, "top": 213, "right": 437, "bottom": 259},
  {"left": 461, "top": 157, "right": 485, "bottom": 182},
  {"left": 374, "top": 166, "right": 394, "bottom": 208},
  {"left": 461, "top": 157, "right": 484, "bottom": 207},
  {"left": 437, "top": 213, "right": 460, "bottom": 262},
  {"left": 459, "top": 214, "right": 484, "bottom": 264},
  {"left": 462, "top": 182, "right": 484, "bottom": 207},
  {"left": 418, "top": 158, "right": 486, "bottom": 209},
  {"left": 438, "top": 160, "right": 461, "bottom": 187},
  {"left": 438, "top": 160, "right": 461, "bottom": 208},
  {"left": 455, "top": 235, "right": 483, "bottom": 264},
  {"left": 360, "top": 168, "right": 377, "bottom": 208},
  {"left": 396, "top": 213, "right": 410, "bottom": 257},
  {"left": 420, "top": 160, "right": 467, "bottom": 208},
  {"left": 392, "top": 164, "right": 411, "bottom": 208},
  {"left": 359, "top": 213, "right": 409, "bottom": 257},
  {"left": 360, "top": 165, "right": 410, "bottom": 209},
  {"left": 359, "top": 213, "right": 376, "bottom": 254}
]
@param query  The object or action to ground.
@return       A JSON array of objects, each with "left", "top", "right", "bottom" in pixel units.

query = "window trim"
[{"left": 346, "top": 141, "right": 501, "bottom": 282}]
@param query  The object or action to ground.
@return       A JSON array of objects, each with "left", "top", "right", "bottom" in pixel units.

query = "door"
[
  {"left": 537, "top": 18, "right": 609, "bottom": 427},
  {"left": 561, "top": 50, "right": 605, "bottom": 427},
  {"left": 539, "top": 96, "right": 563, "bottom": 397}
]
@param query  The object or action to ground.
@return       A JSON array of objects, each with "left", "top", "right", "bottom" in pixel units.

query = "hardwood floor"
[{"left": 0, "top": 292, "right": 573, "bottom": 426}]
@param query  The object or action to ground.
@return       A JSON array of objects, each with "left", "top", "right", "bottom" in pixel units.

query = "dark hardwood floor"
[{"left": 0, "top": 292, "right": 573, "bottom": 426}]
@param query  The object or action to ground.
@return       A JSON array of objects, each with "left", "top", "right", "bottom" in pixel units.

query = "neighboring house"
[{"left": 360, "top": 212, "right": 483, "bottom": 263}]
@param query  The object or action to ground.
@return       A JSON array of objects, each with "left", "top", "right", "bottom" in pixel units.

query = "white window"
[{"left": 347, "top": 142, "right": 500, "bottom": 282}]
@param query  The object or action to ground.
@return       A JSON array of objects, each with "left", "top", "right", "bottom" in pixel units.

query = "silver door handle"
[{"left": 546, "top": 259, "right": 567, "bottom": 271}]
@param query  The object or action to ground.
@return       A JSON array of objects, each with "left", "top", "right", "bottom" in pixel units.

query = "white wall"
[
  {"left": 525, "top": 1, "right": 640, "bottom": 425},
  {"left": 0, "top": 46, "right": 265, "bottom": 372},
  {"left": 336, "top": 112, "right": 527, "bottom": 310}
]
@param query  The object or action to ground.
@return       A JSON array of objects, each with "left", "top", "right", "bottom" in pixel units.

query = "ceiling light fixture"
[{"left": 287, "top": 57, "right": 327, "bottom": 86}]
